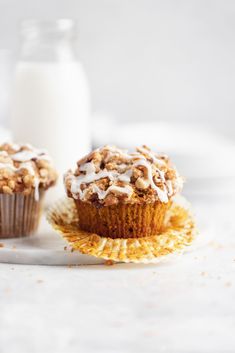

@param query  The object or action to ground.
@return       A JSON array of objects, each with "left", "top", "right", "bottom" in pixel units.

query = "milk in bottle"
[{"left": 11, "top": 20, "right": 91, "bottom": 201}]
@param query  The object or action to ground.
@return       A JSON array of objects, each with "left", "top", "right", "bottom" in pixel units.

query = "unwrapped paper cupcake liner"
[
  {"left": 0, "top": 190, "right": 45, "bottom": 239},
  {"left": 47, "top": 197, "right": 196, "bottom": 264}
]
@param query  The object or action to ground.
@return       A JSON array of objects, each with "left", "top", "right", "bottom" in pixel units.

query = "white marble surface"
[
  {"left": 0, "top": 196, "right": 235, "bottom": 353},
  {"left": 0, "top": 217, "right": 104, "bottom": 266}
]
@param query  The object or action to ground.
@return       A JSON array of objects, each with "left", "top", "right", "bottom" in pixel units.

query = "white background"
[{"left": 0, "top": 0, "right": 235, "bottom": 140}]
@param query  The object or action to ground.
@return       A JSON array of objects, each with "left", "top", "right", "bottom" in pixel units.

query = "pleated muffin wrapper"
[
  {"left": 75, "top": 199, "right": 171, "bottom": 238},
  {"left": 0, "top": 190, "right": 45, "bottom": 239},
  {"left": 47, "top": 197, "right": 197, "bottom": 264}
]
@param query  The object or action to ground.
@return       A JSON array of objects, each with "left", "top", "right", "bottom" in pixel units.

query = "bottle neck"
[
  {"left": 20, "top": 38, "right": 76, "bottom": 62},
  {"left": 19, "top": 19, "right": 77, "bottom": 62}
]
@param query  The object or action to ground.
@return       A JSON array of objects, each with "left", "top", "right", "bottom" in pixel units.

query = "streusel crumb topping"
[
  {"left": 64, "top": 145, "right": 183, "bottom": 206},
  {"left": 0, "top": 143, "right": 57, "bottom": 200}
]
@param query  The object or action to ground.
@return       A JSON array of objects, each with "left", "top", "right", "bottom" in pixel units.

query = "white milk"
[{"left": 10, "top": 61, "right": 91, "bottom": 201}]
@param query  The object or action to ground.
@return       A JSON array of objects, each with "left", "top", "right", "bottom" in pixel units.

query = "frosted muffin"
[
  {"left": 64, "top": 145, "right": 183, "bottom": 238},
  {"left": 0, "top": 143, "right": 57, "bottom": 238}
]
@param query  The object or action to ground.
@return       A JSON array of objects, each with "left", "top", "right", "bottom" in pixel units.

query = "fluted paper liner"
[
  {"left": 0, "top": 191, "right": 45, "bottom": 239},
  {"left": 47, "top": 198, "right": 196, "bottom": 263},
  {"left": 75, "top": 199, "right": 171, "bottom": 238}
]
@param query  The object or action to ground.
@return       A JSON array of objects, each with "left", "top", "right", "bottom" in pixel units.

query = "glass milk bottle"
[{"left": 10, "top": 19, "right": 91, "bottom": 201}]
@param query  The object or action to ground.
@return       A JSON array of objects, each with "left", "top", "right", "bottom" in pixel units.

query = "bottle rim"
[{"left": 20, "top": 19, "right": 77, "bottom": 39}]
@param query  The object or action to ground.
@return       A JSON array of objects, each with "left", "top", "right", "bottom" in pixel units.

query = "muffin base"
[
  {"left": 47, "top": 197, "right": 196, "bottom": 263},
  {"left": 75, "top": 200, "right": 171, "bottom": 238},
  {"left": 0, "top": 191, "right": 45, "bottom": 239}
]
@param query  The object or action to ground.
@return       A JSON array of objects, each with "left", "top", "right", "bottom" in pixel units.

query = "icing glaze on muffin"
[
  {"left": 0, "top": 143, "right": 57, "bottom": 200},
  {"left": 64, "top": 145, "right": 183, "bottom": 206}
]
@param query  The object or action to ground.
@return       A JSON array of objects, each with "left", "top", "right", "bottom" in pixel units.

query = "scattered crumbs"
[
  {"left": 12, "top": 245, "right": 16, "bottom": 250},
  {"left": 105, "top": 260, "right": 114, "bottom": 266},
  {"left": 36, "top": 279, "right": 44, "bottom": 284},
  {"left": 64, "top": 246, "right": 67, "bottom": 251},
  {"left": 67, "top": 264, "right": 80, "bottom": 269},
  {"left": 71, "top": 248, "right": 74, "bottom": 253},
  {"left": 209, "top": 241, "right": 223, "bottom": 250},
  {"left": 4, "top": 287, "right": 11, "bottom": 293},
  {"left": 0, "top": 243, "right": 4, "bottom": 248},
  {"left": 200, "top": 271, "right": 208, "bottom": 277},
  {"left": 225, "top": 281, "right": 232, "bottom": 287},
  {"left": 143, "top": 329, "right": 158, "bottom": 337},
  {"left": 194, "top": 256, "right": 198, "bottom": 260}
]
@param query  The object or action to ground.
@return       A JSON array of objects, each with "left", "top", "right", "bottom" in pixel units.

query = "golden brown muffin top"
[
  {"left": 0, "top": 143, "right": 57, "bottom": 200},
  {"left": 64, "top": 145, "right": 183, "bottom": 206}
]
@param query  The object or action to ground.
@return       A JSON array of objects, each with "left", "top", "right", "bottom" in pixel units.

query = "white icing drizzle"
[
  {"left": 34, "top": 178, "right": 40, "bottom": 201},
  {"left": 0, "top": 162, "right": 15, "bottom": 171},
  {"left": 133, "top": 159, "right": 168, "bottom": 203},
  {"left": 11, "top": 143, "right": 20, "bottom": 151},
  {"left": 80, "top": 162, "right": 96, "bottom": 174},
  {"left": 136, "top": 146, "right": 165, "bottom": 166},
  {"left": 0, "top": 161, "right": 35, "bottom": 175},
  {"left": 166, "top": 180, "right": 173, "bottom": 196},
  {"left": 67, "top": 146, "right": 180, "bottom": 203},
  {"left": 117, "top": 169, "right": 132, "bottom": 183},
  {"left": 12, "top": 150, "right": 40, "bottom": 162},
  {"left": 21, "top": 162, "right": 35, "bottom": 176},
  {"left": 70, "top": 161, "right": 133, "bottom": 200},
  {"left": 0, "top": 145, "right": 51, "bottom": 201},
  {"left": 12, "top": 150, "right": 51, "bottom": 162},
  {"left": 91, "top": 184, "right": 133, "bottom": 200}
]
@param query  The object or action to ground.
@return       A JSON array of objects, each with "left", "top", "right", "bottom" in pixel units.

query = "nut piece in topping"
[
  {"left": 2, "top": 185, "right": 13, "bottom": 194},
  {"left": 135, "top": 177, "right": 149, "bottom": 190}
]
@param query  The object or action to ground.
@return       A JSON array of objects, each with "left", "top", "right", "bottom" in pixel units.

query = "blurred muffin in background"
[{"left": 0, "top": 143, "right": 57, "bottom": 238}]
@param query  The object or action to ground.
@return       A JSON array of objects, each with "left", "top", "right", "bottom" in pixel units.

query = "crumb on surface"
[
  {"left": 4, "top": 287, "right": 11, "bottom": 293},
  {"left": 36, "top": 279, "right": 44, "bottom": 283},
  {"left": 0, "top": 243, "right": 4, "bottom": 248},
  {"left": 200, "top": 271, "right": 208, "bottom": 277},
  {"left": 225, "top": 281, "right": 232, "bottom": 287},
  {"left": 105, "top": 260, "right": 115, "bottom": 266},
  {"left": 209, "top": 241, "right": 224, "bottom": 249}
]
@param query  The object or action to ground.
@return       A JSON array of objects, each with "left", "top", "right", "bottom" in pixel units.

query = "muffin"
[
  {"left": 64, "top": 145, "right": 183, "bottom": 239},
  {"left": 0, "top": 143, "right": 57, "bottom": 238}
]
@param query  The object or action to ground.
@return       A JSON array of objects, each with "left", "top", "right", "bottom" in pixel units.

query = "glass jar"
[{"left": 11, "top": 19, "right": 91, "bottom": 200}]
